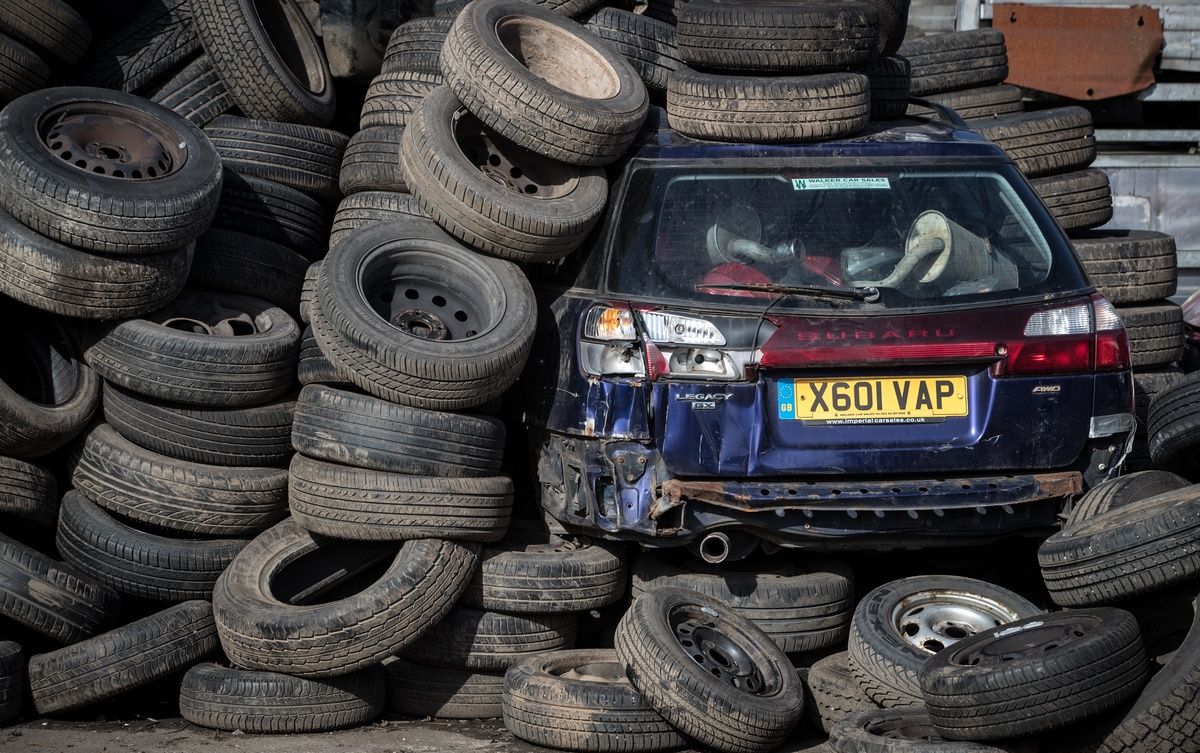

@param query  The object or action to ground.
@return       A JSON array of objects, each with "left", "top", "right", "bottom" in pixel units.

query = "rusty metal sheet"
[{"left": 996, "top": 3, "right": 1163, "bottom": 100}]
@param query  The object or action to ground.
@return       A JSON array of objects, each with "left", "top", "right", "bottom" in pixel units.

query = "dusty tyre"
[
  {"left": 339, "top": 126, "right": 407, "bottom": 195},
  {"left": 866, "top": 56, "right": 910, "bottom": 121},
  {"left": 311, "top": 219, "right": 536, "bottom": 409},
  {"left": 149, "top": 55, "right": 234, "bottom": 127},
  {"left": 1039, "top": 485, "right": 1200, "bottom": 606},
  {"left": 802, "top": 652, "right": 877, "bottom": 735},
  {"left": 287, "top": 454, "right": 512, "bottom": 543},
  {"left": 676, "top": 1, "right": 877, "bottom": 73},
  {"left": 1149, "top": 371, "right": 1200, "bottom": 473},
  {"left": 401, "top": 86, "right": 607, "bottom": 262},
  {"left": 72, "top": 423, "right": 289, "bottom": 536},
  {"left": 330, "top": 191, "right": 430, "bottom": 249},
  {"left": 1071, "top": 230, "right": 1177, "bottom": 305},
  {"left": 0, "top": 32, "right": 48, "bottom": 103},
  {"left": 615, "top": 586, "right": 804, "bottom": 753},
  {"left": 503, "top": 649, "right": 686, "bottom": 752},
  {"left": 211, "top": 171, "right": 330, "bottom": 261},
  {"left": 86, "top": 290, "right": 300, "bottom": 408},
  {"left": 909, "top": 84, "right": 1023, "bottom": 121},
  {"left": 582, "top": 7, "right": 680, "bottom": 93},
  {"left": 382, "top": 17, "right": 452, "bottom": 74},
  {"left": 0, "top": 456, "right": 56, "bottom": 529},
  {"left": 292, "top": 384, "right": 505, "bottom": 476},
  {"left": 204, "top": 116, "right": 348, "bottom": 201},
  {"left": 55, "top": 491, "right": 248, "bottom": 601},
  {"left": 404, "top": 607, "right": 577, "bottom": 670},
  {"left": 667, "top": 66, "right": 869, "bottom": 143},
  {"left": 359, "top": 69, "right": 442, "bottom": 129},
  {"left": 190, "top": 228, "right": 309, "bottom": 312},
  {"left": 191, "top": 0, "right": 334, "bottom": 125},
  {"left": 830, "top": 709, "right": 1026, "bottom": 753},
  {"left": 632, "top": 552, "right": 854, "bottom": 653},
  {"left": 28, "top": 601, "right": 218, "bottom": 715},
  {"left": 846, "top": 576, "right": 1042, "bottom": 707},
  {"left": 297, "top": 326, "right": 347, "bottom": 387},
  {"left": 386, "top": 659, "right": 503, "bottom": 719},
  {"left": 1117, "top": 303, "right": 1184, "bottom": 369},
  {"left": 1068, "top": 470, "right": 1189, "bottom": 526},
  {"left": 920, "top": 608, "right": 1147, "bottom": 740},
  {"left": 212, "top": 519, "right": 479, "bottom": 677},
  {"left": 0, "top": 305, "right": 99, "bottom": 459},
  {"left": 975, "top": 106, "right": 1096, "bottom": 178},
  {"left": 0, "top": 87, "right": 222, "bottom": 254},
  {"left": 1032, "top": 169, "right": 1113, "bottom": 231},
  {"left": 180, "top": 662, "right": 385, "bottom": 733},
  {"left": 74, "top": 0, "right": 195, "bottom": 92},
  {"left": 441, "top": 0, "right": 649, "bottom": 166},
  {"left": 0, "top": 641, "right": 21, "bottom": 724},
  {"left": 0, "top": 0, "right": 90, "bottom": 66},
  {"left": 899, "top": 30, "right": 1008, "bottom": 96},
  {"left": 0, "top": 531, "right": 122, "bottom": 643}
]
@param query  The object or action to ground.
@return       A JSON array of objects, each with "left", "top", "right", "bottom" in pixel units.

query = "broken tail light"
[{"left": 580, "top": 305, "right": 752, "bottom": 380}]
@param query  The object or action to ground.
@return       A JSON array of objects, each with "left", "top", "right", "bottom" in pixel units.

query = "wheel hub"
[
  {"left": 42, "top": 111, "right": 175, "bottom": 179},
  {"left": 391, "top": 309, "right": 450, "bottom": 340},
  {"left": 892, "top": 590, "right": 1021, "bottom": 654},
  {"left": 672, "top": 614, "right": 766, "bottom": 694}
]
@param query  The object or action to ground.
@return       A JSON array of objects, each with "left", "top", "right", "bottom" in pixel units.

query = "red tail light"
[{"left": 995, "top": 295, "right": 1129, "bottom": 376}]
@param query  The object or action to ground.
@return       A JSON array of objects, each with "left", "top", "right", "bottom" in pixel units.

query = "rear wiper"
[{"left": 701, "top": 282, "right": 882, "bottom": 303}]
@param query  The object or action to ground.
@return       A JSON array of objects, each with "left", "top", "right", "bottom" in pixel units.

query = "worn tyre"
[
  {"left": 292, "top": 384, "right": 504, "bottom": 475},
  {"left": 503, "top": 649, "right": 686, "bottom": 752},
  {"left": 802, "top": 652, "right": 877, "bottom": 735},
  {"left": 191, "top": 0, "right": 334, "bottom": 125},
  {"left": 180, "top": 662, "right": 385, "bottom": 733},
  {"left": 615, "top": 586, "right": 804, "bottom": 753},
  {"left": 205, "top": 115, "right": 348, "bottom": 201},
  {"left": 211, "top": 171, "right": 330, "bottom": 261},
  {"left": 297, "top": 326, "right": 347, "bottom": 387},
  {"left": 921, "top": 608, "right": 1148, "bottom": 740},
  {"left": 1149, "top": 371, "right": 1200, "bottom": 473},
  {"left": 75, "top": 0, "right": 195, "bottom": 92},
  {"left": 0, "top": 641, "right": 21, "bottom": 724},
  {"left": 73, "top": 423, "right": 289, "bottom": 536},
  {"left": 386, "top": 659, "right": 504, "bottom": 719},
  {"left": 360, "top": 69, "right": 442, "bottom": 129},
  {"left": 330, "top": 191, "right": 430, "bottom": 250},
  {"left": 86, "top": 290, "right": 300, "bottom": 408},
  {"left": 28, "top": 601, "right": 218, "bottom": 715},
  {"left": 1033, "top": 169, "right": 1113, "bottom": 231},
  {"left": 0, "top": 32, "right": 48, "bottom": 103},
  {"left": 830, "top": 709, "right": 1027, "bottom": 753},
  {"left": 0, "top": 87, "right": 222, "bottom": 254},
  {"left": 676, "top": 1, "right": 877, "bottom": 73},
  {"left": 382, "top": 17, "right": 452, "bottom": 74},
  {"left": 975, "top": 106, "right": 1096, "bottom": 178},
  {"left": 339, "top": 126, "right": 407, "bottom": 195},
  {"left": 900, "top": 30, "right": 1007, "bottom": 96},
  {"left": 909, "top": 84, "right": 1023, "bottom": 121},
  {"left": 582, "top": 7, "right": 679, "bottom": 93},
  {"left": 866, "top": 56, "right": 910, "bottom": 121},
  {"left": 149, "top": 54, "right": 233, "bottom": 126},
  {"left": 311, "top": 219, "right": 536, "bottom": 409},
  {"left": 1068, "top": 471, "right": 1189, "bottom": 525},
  {"left": 0, "top": 456, "right": 56, "bottom": 529},
  {"left": 441, "top": 0, "right": 648, "bottom": 166},
  {"left": 404, "top": 607, "right": 577, "bottom": 670},
  {"left": 0, "top": 0, "right": 90, "bottom": 65},
  {"left": 1117, "top": 302, "right": 1184, "bottom": 369},
  {"left": 667, "top": 66, "right": 869, "bottom": 143},
  {"left": 847, "top": 576, "right": 1042, "bottom": 707},
  {"left": 213, "top": 519, "right": 479, "bottom": 677},
  {"left": 1072, "top": 230, "right": 1177, "bottom": 305},
  {"left": 190, "top": 228, "right": 309, "bottom": 312},
  {"left": 1130, "top": 368, "right": 1184, "bottom": 469}
]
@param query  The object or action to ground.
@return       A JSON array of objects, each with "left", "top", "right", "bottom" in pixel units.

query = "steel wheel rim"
[
  {"left": 952, "top": 615, "right": 1098, "bottom": 667},
  {"left": 151, "top": 295, "right": 271, "bottom": 337},
  {"left": 452, "top": 107, "right": 579, "bottom": 200},
  {"left": 38, "top": 102, "right": 185, "bottom": 180},
  {"left": 891, "top": 590, "right": 1021, "bottom": 655},
  {"left": 669, "top": 605, "right": 768, "bottom": 695}
]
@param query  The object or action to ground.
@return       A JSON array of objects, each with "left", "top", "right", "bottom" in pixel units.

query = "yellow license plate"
[{"left": 778, "top": 376, "right": 968, "bottom": 424}]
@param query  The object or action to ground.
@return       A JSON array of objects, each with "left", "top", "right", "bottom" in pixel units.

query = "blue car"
[{"left": 523, "top": 113, "right": 1134, "bottom": 561}]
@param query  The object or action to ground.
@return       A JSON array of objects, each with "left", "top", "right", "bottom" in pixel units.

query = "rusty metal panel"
[{"left": 996, "top": 3, "right": 1163, "bottom": 100}]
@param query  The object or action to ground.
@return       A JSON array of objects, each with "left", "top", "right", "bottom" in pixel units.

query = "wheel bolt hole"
[
  {"left": 524, "top": 184, "right": 538, "bottom": 194},
  {"left": 404, "top": 289, "right": 419, "bottom": 300},
  {"left": 903, "top": 622, "right": 919, "bottom": 637},
  {"left": 131, "top": 170, "right": 142, "bottom": 178},
  {"left": 510, "top": 166, "right": 523, "bottom": 179},
  {"left": 922, "top": 639, "right": 944, "bottom": 652},
  {"left": 51, "top": 141, "right": 62, "bottom": 150},
  {"left": 710, "top": 668, "right": 721, "bottom": 677},
  {"left": 93, "top": 166, "right": 105, "bottom": 174},
  {"left": 680, "top": 640, "right": 692, "bottom": 647},
  {"left": 488, "top": 154, "right": 501, "bottom": 167},
  {"left": 112, "top": 170, "right": 123, "bottom": 178},
  {"left": 431, "top": 295, "right": 446, "bottom": 307},
  {"left": 75, "top": 160, "right": 86, "bottom": 168},
  {"left": 943, "top": 626, "right": 968, "bottom": 639},
  {"left": 147, "top": 166, "right": 157, "bottom": 177},
  {"left": 454, "top": 310, "right": 468, "bottom": 322}
]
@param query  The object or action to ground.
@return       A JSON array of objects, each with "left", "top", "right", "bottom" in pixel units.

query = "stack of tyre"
[
  {"left": 0, "top": 0, "right": 89, "bottom": 107},
  {"left": 901, "top": 29, "right": 1020, "bottom": 123}
]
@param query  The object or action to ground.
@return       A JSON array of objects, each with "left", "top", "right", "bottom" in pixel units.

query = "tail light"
[
  {"left": 995, "top": 295, "right": 1129, "bottom": 376},
  {"left": 580, "top": 305, "right": 753, "bottom": 380}
]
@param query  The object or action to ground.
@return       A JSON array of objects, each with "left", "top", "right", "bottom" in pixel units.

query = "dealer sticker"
[{"left": 792, "top": 177, "right": 891, "bottom": 191}]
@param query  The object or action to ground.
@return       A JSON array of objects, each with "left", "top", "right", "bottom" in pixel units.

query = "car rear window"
[{"left": 605, "top": 164, "right": 1090, "bottom": 311}]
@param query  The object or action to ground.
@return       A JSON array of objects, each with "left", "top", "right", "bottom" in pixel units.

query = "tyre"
[
  {"left": 149, "top": 54, "right": 233, "bottom": 126},
  {"left": 288, "top": 454, "right": 512, "bottom": 542},
  {"left": 74, "top": 0, "right": 195, "bottom": 92},
  {"left": 909, "top": 84, "right": 1023, "bottom": 121},
  {"left": 1032, "top": 169, "right": 1113, "bottom": 231},
  {"left": 865, "top": 0, "right": 909, "bottom": 56},
  {"left": 56, "top": 491, "right": 249, "bottom": 601},
  {"left": 404, "top": 607, "right": 577, "bottom": 670},
  {"left": 103, "top": 383, "right": 294, "bottom": 468},
  {"left": 73, "top": 423, "right": 289, "bottom": 536},
  {"left": 899, "top": 30, "right": 1007, "bottom": 96},
  {"left": 190, "top": 0, "right": 335, "bottom": 125},
  {"left": 1132, "top": 368, "right": 1184, "bottom": 452},
  {"left": 28, "top": 601, "right": 218, "bottom": 715},
  {"left": 213, "top": 518, "right": 479, "bottom": 677},
  {"left": 0, "top": 305, "right": 99, "bottom": 459},
  {"left": 0, "top": 87, "right": 223, "bottom": 254},
  {"left": 401, "top": 86, "right": 608, "bottom": 263},
  {"left": 1068, "top": 470, "right": 1189, "bottom": 526},
  {"left": 204, "top": 115, "right": 348, "bottom": 201},
  {"left": 503, "top": 649, "right": 686, "bottom": 752},
  {"left": 381, "top": 17, "right": 452, "bottom": 74},
  {"left": 0, "top": 0, "right": 90, "bottom": 65},
  {"left": 460, "top": 527, "right": 627, "bottom": 613},
  {"left": 1071, "top": 230, "right": 1177, "bottom": 305},
  {"left": 330, "top": 191, "right": 431, "bottom": 250},
  {"left": 359, "top": 69, "right": 442, "bottom": 129},
  {"left": 297, "top": 326, "right": 348, "bottom": 387},
  {"left": 0, "top": 532, "right": 122, "bottom": 643},
  {"left": 1117, "top": 302, "right": 1184, "bottom": 369},
  {"left": 865, "top": 56, "right": 910, "bottom": 121},
  {"left": 846, "top": 576, "right": 1042, "bottom": 707},
  {"left": 829, "top": 709, "right": 1026, "bottom": 753},
  {"left": 310, "top": 219, "right": 536, "bottom": 409},
  {"left": 920, "top": 608, "right": 1148, "bottom": 740},
  {"left": 1149, "top": 371, "right": 1200, "bottom": 473},
  {"left": 291, "top": 384, "right": 505, "bottom": 475},
  {"left": 0, "top": 641, "right": 21, "bottom": 724},
  {"left": 676, "top": 1, "right": 877, "bottom": 73},
  {"left": 190, "top": 228, "right": 309, "bottom": 312},
  {"left": 802, "top": 652, "right": 877, "bottom": 735},
  {"left": 441, "top": 0, "right": 649, "bottom": 166},
  {"left": 385, "top": 659, "right": 503, "bottom": 719},
  {"left": 0, "top": 31, "right": 48, "bottom": 103},
  {"left": 1039, "top": 484, "right": 1200, "bottom": 606},
  {"left": 85, "top": 289, "right": 301, "bottom": 408},
  {"left": 975, "top": 106, "right": 1096, "bottom": 178},
  {"left": 0, "top": 456, "right": 56, "bottom": 529},
  {"left": 211, "top": 171, "right": 330, "bottom": 262},
  {"left": 339, "top": 126, "right": 408, "bottom": 195},
  {"left": 632, "top": 552, "right": 854, "bottom": 653},
  {"left": 180, "top": 662, "right": 385, "bottom": 733},
  {"left": 667, "top": 66, "right": 870, "bottom": 143},
  {"left": 582, "top": 7, "right": 679, "bottom": 93},
  {"left": 615, "top": 586, "right": 804, "bottom": 753}
]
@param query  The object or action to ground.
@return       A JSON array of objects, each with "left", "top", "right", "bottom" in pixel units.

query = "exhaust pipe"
[{"left": 698, "top": 532, "right": 731, "bottom": 564}]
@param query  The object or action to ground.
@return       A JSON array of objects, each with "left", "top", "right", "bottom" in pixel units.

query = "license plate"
[{"left": 778, "top": 376, "right": 968, "bottom": 424}]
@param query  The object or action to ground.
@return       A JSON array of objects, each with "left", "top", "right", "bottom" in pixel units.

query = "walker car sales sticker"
[{"left": 791, "top": 177, "right": 891, "bottom": 190}]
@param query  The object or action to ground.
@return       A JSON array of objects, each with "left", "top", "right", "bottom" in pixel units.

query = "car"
[{"left": 521, "top": 109, "right": 1135, "bottom": 561}]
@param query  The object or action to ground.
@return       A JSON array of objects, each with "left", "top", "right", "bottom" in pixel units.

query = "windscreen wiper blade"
[{"left": 701, "top": 282, "right": 881, "bottom": 302}]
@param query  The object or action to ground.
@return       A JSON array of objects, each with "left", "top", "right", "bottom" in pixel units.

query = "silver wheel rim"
[{"left": 891, "top": 590, "right": 1021, "bottom": 654}]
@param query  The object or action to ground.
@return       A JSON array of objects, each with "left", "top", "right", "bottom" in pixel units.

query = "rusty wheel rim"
[{"left": 39, "top": 103, "right": 185, "bottom": 180}]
